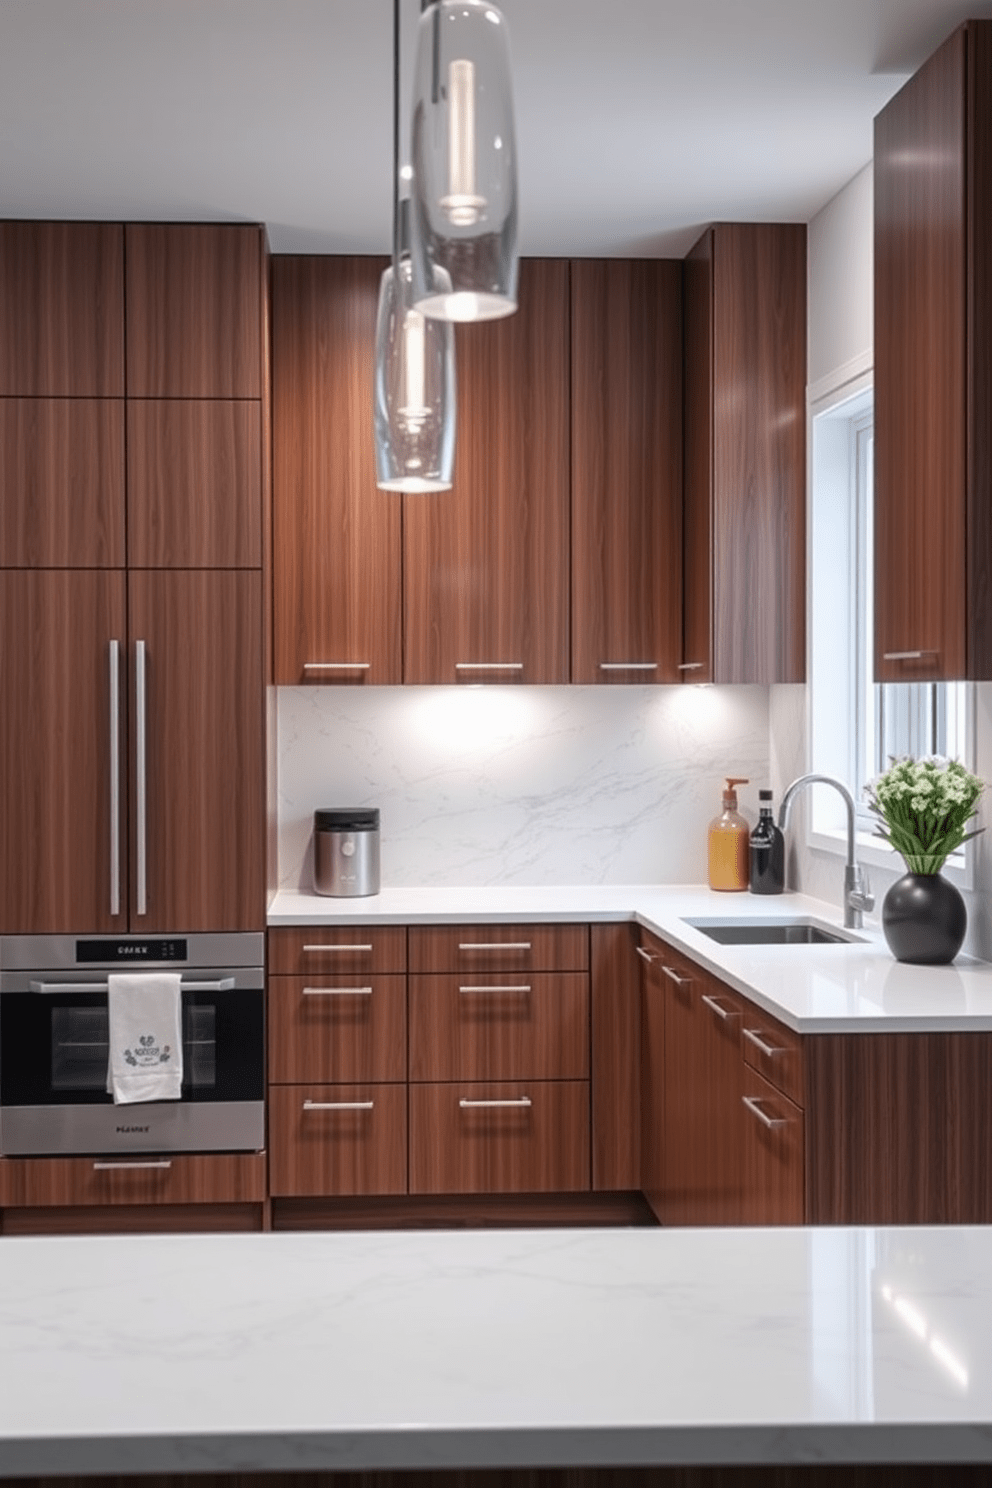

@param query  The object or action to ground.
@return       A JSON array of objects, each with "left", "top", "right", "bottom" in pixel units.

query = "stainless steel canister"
[{"left": 313, "top": 809, "right": 381, "bottom": 897}]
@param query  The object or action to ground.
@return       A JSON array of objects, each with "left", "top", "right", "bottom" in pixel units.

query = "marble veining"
[{"left": 277, "top": 685, "right": 770, "bottom": 891}]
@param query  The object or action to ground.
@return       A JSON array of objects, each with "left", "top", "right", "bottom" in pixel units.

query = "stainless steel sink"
[{"left": 683, "top": 917, "right": 861, "bottom": 946}]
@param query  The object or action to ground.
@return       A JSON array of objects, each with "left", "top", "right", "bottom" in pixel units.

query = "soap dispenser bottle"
[
  {"left": 749, "top": 789, "right": 785, "bottom": 895},
  {"left": 708, "top": 778, "right": 750, "bottom": 891}
]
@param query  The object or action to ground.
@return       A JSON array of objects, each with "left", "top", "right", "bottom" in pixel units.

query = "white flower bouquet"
[{"left": 864, "top": 756, "right": 984, "bottom": 875}]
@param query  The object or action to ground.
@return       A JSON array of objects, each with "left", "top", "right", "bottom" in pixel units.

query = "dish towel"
[{"left": 106, "top": 972, "right": 184, "bottom": 1104}]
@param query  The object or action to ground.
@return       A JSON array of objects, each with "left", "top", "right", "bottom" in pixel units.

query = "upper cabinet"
[
  {"left": 404, "top": 259, "right": 571, "bottom": 685},
  {"left": 874, "top": 21, "right": 992, "bottom": 682},
  {"left": 570, "top": 260, "right": 683, "bottom": 684},
  {"left": 682, "top": 224, "right": 807, "bottom": 684}
]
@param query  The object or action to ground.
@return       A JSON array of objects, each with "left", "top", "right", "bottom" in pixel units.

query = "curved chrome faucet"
[{"left": 778, "top": 773, "right": 874, "bottom": 930}]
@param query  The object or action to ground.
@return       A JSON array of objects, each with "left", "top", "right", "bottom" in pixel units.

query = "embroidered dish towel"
[{"left": 106, "top": 972, "right": 183, "bottom": 1104}]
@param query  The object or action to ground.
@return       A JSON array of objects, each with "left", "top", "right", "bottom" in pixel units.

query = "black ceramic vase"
[{"left": 881, "top": 871, "right": 967, "bottom": 965}]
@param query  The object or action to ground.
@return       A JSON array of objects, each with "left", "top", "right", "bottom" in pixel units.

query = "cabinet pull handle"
[
  {"left": 303, "top": 1099, "right": 374, "bottom": 1111},
  {"left": 677, "top": 662, "right": 705, "bottom": 671},
  {"left": 302, "top": 943, "right": 374, "bottom": 954},
  {"left": 635, "top": 945, "right": 656, "bottom": 964},
  {"left": 459, "top": 984, "right": 531, "bottom": 994},
  {"left": 303, "top": 662, "right": 371, "bottom": 671},
  {"left": 742, "top": 1027, "right": 785, "bottom": 1058},
  {"left": 458, "top": 941, "right": 532, "bottom": 952},
  {"left": 455, "top": 662, "right": 524, "bottom": 672},
  {"left": 701, "top": 992, "right": 736, "bottom": 1021},
  {"left": 93, "top": 1160, "right": 172, "bottom": 1172},
  {"left": 108, "top": 639, "right": 121, "bottom": 917},
  {"left": 881, "top": 650, "right": 936, "bottom": 661},
  {"left": 741, "top": 1095, "right": 788, "bottom": 1130},
  {"left": 458, "top": 1097, "right": 532, "bottom": 1109},
  {"left": 662, "top": 965, "right": 691, "bottom": 985},
  {"left": 135, "top": 639, "right": 148, "bottom": 916},
  {"left": 599, "top": 662, "right": 658, "bottom": 671},
  {"left": 302, "top": 985, "right": 373, "bottom": 997},
  {"left": 31, "top": 977, "right": 235, "bottom": 994}
]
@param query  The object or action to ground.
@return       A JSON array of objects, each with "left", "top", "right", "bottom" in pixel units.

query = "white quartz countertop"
[
  {"left": 268, "top": 884, "right": 992, "bottom": 1033},
  {"left": 0, "top": 1224, "right": 990, "bottom": 1475}
]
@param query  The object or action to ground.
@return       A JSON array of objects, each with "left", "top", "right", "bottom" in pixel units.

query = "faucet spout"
[{"left": 778, "top": 773, "right": 873, "bottom": 930}]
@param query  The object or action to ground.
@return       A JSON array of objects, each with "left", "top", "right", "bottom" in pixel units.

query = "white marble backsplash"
[{"left": 277, "top": 685, "right": 770, "bottom": 890}]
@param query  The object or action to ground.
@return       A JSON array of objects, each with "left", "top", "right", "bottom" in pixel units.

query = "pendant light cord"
[{"left": 392, "top": 0, "right": 401, "bottom": 272}]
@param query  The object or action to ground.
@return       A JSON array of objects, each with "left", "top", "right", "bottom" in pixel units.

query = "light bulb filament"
[{"left": 440, "top": 57, "right": 486, "bottom": 226}]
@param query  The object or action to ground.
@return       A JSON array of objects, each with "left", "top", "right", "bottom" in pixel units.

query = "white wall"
[{"left": 807, "top": 161, "right": 873, "bottom": 394}]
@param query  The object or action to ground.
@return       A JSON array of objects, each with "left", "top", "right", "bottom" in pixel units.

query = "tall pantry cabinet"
[{"left": 0, "top": 222, "right": 267, "bottom": 935}]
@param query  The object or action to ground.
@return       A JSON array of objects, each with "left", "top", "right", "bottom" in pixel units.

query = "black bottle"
[{"left": 749, "top": 789, "right": 785, "bottom": 894}]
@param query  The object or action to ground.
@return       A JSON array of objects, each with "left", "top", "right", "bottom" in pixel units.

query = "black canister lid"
[
  {"left": 759, "top": 789, "right": 773, "bottom": 801},
  {"left": 314, "top": 808, "right": 380, "bottom": 832}
]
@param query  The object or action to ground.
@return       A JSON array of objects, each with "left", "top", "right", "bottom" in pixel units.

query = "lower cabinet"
[{"left": 268, "top": 1083, "right": 407, "bottom": 1197}]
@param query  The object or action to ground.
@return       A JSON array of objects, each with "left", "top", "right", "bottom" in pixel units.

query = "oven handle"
[{"left": 28, "top": 977, "right": 237, "bottom": 994}]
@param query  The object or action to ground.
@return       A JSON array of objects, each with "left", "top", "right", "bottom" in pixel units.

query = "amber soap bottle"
[{"left": 708, "top": 777, "right": 750, "bottom": 891}]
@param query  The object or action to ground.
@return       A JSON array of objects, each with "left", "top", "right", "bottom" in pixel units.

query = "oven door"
[{"left": 0, "top": 977, "right": 264, "bottom": 1155}]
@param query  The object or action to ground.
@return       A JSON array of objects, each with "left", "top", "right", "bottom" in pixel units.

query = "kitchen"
[{"left": 2, "top": 0, "right": 992, "bottom": 1480}]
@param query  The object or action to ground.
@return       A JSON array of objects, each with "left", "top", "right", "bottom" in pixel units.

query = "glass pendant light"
[
  {"left": 409, "top": 0, "right": 518, "bottom": 321},
  {"left": 374, "top": 2, "right": 457, "bottom": 492}
]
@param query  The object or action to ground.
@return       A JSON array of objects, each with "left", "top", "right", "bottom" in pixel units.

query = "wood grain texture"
[
  {"left": 1, "top": 1204, "right": 263, "bottom": 1236},
  {"left": 0, "top": 399, "right": 125, "bottom": 568},
  {"left": 638, "top": 932, "right": 667, "bottom": 1220},
  {"left": 739, "top": 1002, "right": 805, "bottom": 1108},
  {"left": 128, "top": 570, "right": 265, "bottom": 931},
  {"left": 590, "top": 924, "right": 640, "bottom": 1191},
  {"left": 127, "top": 400, "right": 262, "bottom": 568},
  {"left": 403, "top": 259, "right": 571, "bottom": 684},
  {"left": 0, "top": 1153, "right": 265, "bottom": 1208},
  {"left": 738, "top": 1066, "right": 805, "bottom": 1226},
  {"left": 408, "top": 923, "right": 588, "bottom": 974},
  {"left": 805, "top": 1030, "right": 992, "bottom": 1224},
  {"left": 268, "top": 974, "right": 407, "bottom": 1085},
  {"left": 681, "top": 230, "right": 715, "bottom": 681},
  {"left": 268, "top": 926, "right": 407, "bottom": 976},
  {"left": 271, "top": 1191, "right": 654, "bottom": 1231},
  {"left": 967, "top": 21, "right": 992, "bottom": 676},
  {"left": 711, "top": 224, "right": 806, "bottom": 684},
  {"left": 0, "top": 222, "right": 124, "bottom": 396},
  {"left": 268, "top": 1083, "right": 407, "bottom": 1198},
  {"left": 874, "top": 28, "right": 967, "bottom": 681},
  {"left": 125, "top": 224, "right": 263, "bottom": 398},
  {"left": 271, "top": 255, "right": 402, "bottom": 684},
  {"left": 570, "top": 260, "right": 683, "bottom": 683},
  {"left": 409, "top": 1080, "right": 590, "bottom": 1195},
  {"left": 0, "top": 570, "right": 127, "bottom": 933},
  {"left": 408, "top": 973, "right": 589, "bottom": 1082}
]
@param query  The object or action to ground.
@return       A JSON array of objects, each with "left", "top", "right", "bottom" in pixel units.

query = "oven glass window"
[{"left": 50, "top": 1004, "right": 218, "bottom": 1093}]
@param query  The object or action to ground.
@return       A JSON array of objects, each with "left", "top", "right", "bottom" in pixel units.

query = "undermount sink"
[{"left": 683, "top": 917, "right": 862, "bottom": 946}]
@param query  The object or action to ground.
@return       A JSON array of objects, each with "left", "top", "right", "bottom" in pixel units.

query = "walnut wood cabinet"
[
  {"left": 682, "top": 223, "right": 806, "bottom": 684},
  {"left": 874, "top": 20, "right": 992, "bottom": 681}
]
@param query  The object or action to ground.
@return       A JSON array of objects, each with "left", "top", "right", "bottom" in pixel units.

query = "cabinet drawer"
[
  {"left": 740, "top": 1066, "right": 805, "bottom": 1225},
  {"left": 409, "top": 924, "right": 588, "bottom": 974},
  {"left": 0, "top": 1153, "right": 266, "bottom": 1208},
  {"left": 268, "top": 1084, "right": 407, "bottom": 1197},
  {"left": 268, "top": 974, "right": 407, "bottom": 1084},
  {"left": 268, "top": 926, "right": 407, "bottom": 975},
  {"left": 409, "top": 1081, "right": 590, "bottom": 1195},
  {"left": 636, "top": 931, "right": 702, "bottom": 1004},
  {"left": 740, "top": 1002, "right": 805, "bottom": 1108},
  {"left": 409, "top": 973, "right": 589, "bottom": 1082}
]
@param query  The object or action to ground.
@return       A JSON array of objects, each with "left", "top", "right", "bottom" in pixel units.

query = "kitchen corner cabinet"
[
  {"left": 682, "top": 223, "right": 806, "bottom": 684},
  {"left": 570, "top": 260, "right": 683, "bottom": 684},
  {"left": 874, "top": 21, "right": 992, "bottom": 681}
]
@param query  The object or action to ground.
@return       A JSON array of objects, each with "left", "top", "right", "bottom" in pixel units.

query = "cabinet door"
[
  {"left": 682, "top": 230, "right": 714, "bottom": 682},
  {"left": 638, "top": 936, "right": 667, "bottom": 1217},
  {"left": 570, "top": 260, "right": 682, "bottom": 684},
  {"left": 127, "top": 571, "right": 264, "bottom": 931},
  {"left": 0, "top": 399, "right": 125, "bottom": 568},
  {"left": 271, "top": 256, "right": 402, "bottom": 685},
  {"left": 591, "top": 924, "right": 641, "bottom": 1192},
  {"left": 404, "top": 260, "right": 570, "bottom": 684},
  {"left": 0, "top": 222, "right": 124, "bottom": 397},
  {"left": 125, "top": 224, "right": 263, "bottom": 398},
  {"left": 0, "top": 570, "right": 127, "bottom": 932},
  {"left": 739, "top": 1067, "right": 805, "bottom": 1225}
]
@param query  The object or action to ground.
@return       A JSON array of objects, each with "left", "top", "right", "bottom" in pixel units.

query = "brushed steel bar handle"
[
  {"left": 662, "top": 965, "right": 691, "bottom": 985},
  {"left": 599, "top": 662, "right": 658, "bottom": 671},
  {"left": 303, "top": 662, "right": 371, "bottom": 671},
  {"left": 741, "top": 1095, "right": 788, "bottom": 1130},
  {"left": 108, "top": 639, "right": 121, "bottom": 917},
  {"left": 455, "top": 662, "right": 524, "bottom": 671},
  {"left": 635, "top": 945, "right": 656, "bottom": 964},
  {"left": 93, "top": 1160, "right": 172, "bottom": 1172},
  {"left": 742, "top": 1027, "right": 785, "bottom": 1058},
  {"left": 882, "top": 650, "right": 937, "bottom": 661},
  {"left": 678, "top": 662, "right": 706, "bottom": 671},
  {"left": 302, "top": 985, "right": 373, "bottom": 997},
  {"left": 459, "top": 1097, "right": 532, "bottom": 1109},
  {"left": 30, "top": 978, "right": 235, "bottom": 994},
  {"left": 459, "top": 984, "right": 531, "bottom": 993},
  {"left": 302, "top": 944, "right": 374, "bottom": 954},
  {"left": 701, "top": 993, "right": 735, "bottom": 1021},
  {"left": 458, "top": 941, "right": 531, "bottom": 951},
  {"left": 135, "top": 639, "right": 147, "bottom": 917},
  {"left": 303, "top": 1099, "right": 374, "bottom": 1111}
]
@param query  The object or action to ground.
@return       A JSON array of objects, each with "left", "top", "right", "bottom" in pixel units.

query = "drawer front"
[
  {"left": 409, "top": 1081, "right": 590, "bottom": 1195},
  {"left": 408, "top": 973, "right": 589, "bottom": 1082},
  {"left": 409, "top": 924, "right": 589, "bottom": 974},
  {"left": 636, "top": 931, "right": 701, "bottom": 1004},
  {"left": 740, "top": 1001, "right": 805, "bottom": 1107},
  {"left": 268, "top": 974, "right": 407, "bottom": 1084},
  {"left": 268, "top": 1083, "right": 407, "bottom": 1197},
  {"left": 0, "top": 1153, "right": 266, "bottom": 1208},
  {"left": 740, "top": 1066, "right": 805, "bottom": 1226},
  {"left": 268, "top": 925, "right": 407, "bottom": 975}
]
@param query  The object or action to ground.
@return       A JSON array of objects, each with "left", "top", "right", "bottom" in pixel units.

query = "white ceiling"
[{"left": 0, "top": 0, "right": 988, "bottom": 257}]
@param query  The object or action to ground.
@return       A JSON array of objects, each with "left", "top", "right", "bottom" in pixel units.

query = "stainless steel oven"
[{"left": 0, "top": 933, "right": 264, "bottom": 1155}]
